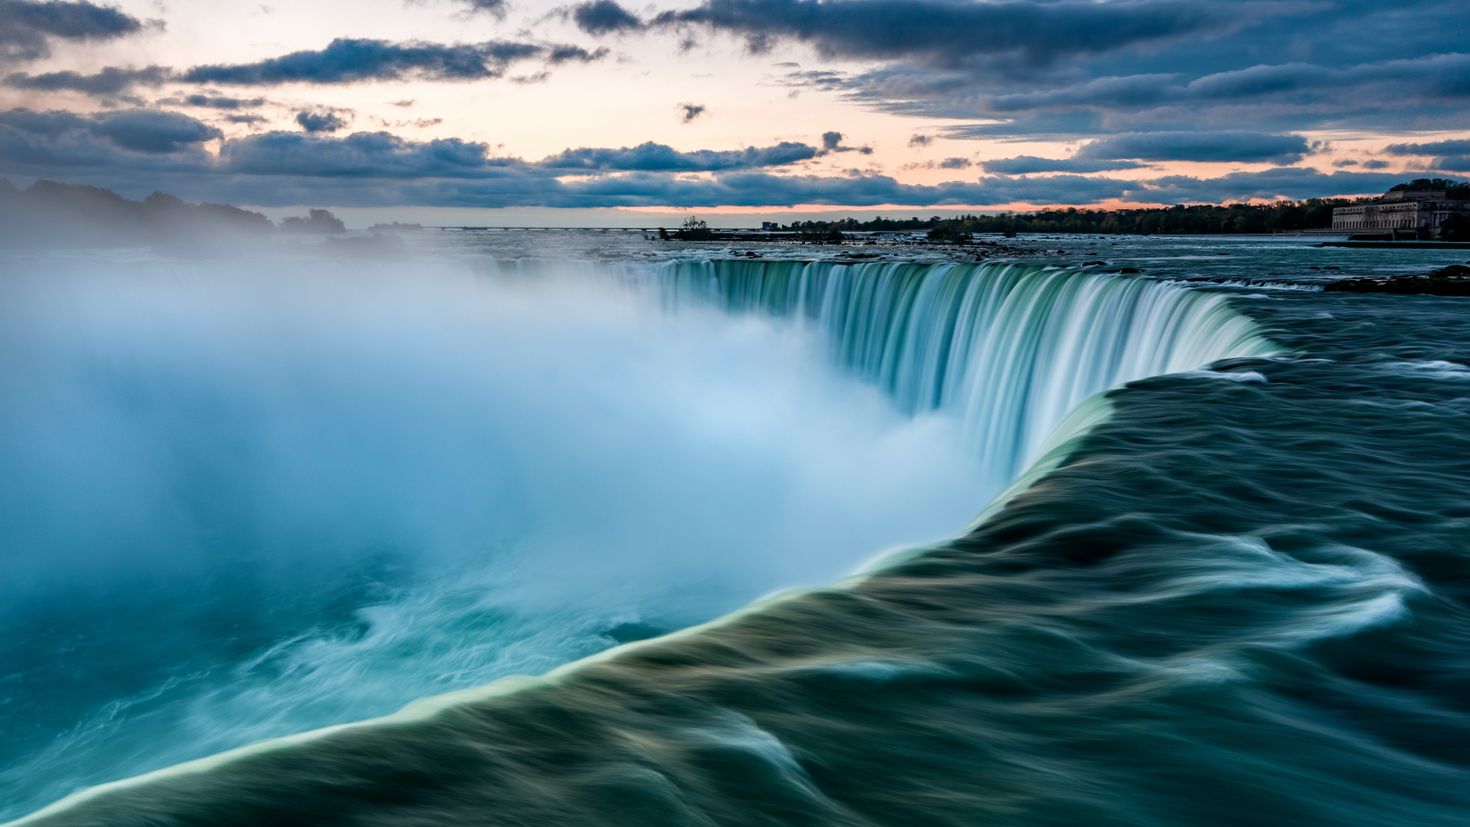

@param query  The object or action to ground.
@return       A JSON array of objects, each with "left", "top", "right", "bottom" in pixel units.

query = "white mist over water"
[{"left": 0, "top": 253, "right": 990, "bottom": 815}]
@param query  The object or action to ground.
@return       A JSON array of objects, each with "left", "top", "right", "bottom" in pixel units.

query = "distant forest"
[
  {"left": 778, "top": 178, "right": 1470, "bottom": 238},
  {"left": 0, "top": 178, "right": 348, "bottom": 248}
]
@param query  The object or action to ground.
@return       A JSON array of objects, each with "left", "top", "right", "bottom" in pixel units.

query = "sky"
[{"left": 0, "top": 0, "right": 1467, "bottom": 223}]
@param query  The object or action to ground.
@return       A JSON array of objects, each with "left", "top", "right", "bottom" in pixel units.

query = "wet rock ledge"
[{"left": 1325, "top": 264, "right": 1470, "bottom": 296}]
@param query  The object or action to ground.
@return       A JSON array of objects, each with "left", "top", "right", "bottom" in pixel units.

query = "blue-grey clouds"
[
  {"left": 0, "top": 108, "right": 218, "bottom": 170},
  {"left": 540, "top": 140, "right": 818, "bottom": 171},
  {"left": 183, "top": 37, "right": 604, "bottom": 85},
  {"left": 568, "top": 0, "right": 643, "bottom": 35},
  {"left": 2, "top": 110, "right": 1414, "bottom": 209},
  {"left": 173, "top": 94, "right": 267, "bottom": 110},
  {"left": 0, "top": 0, "right": 150, "bottom": 62},
  {"left": 742, "top": 0, "right": 1470, "bottom": 142},
  {"left": 1136, "top": 168, "right": 1408, "bottom": 203},
  {"left": 653, "top": 0, "right": 1243, "bottom": 66},
  {"left": 4, "top": 65, "right": 171, "bottom": 96},
  {"left": 1078, "top": 131, "right": 1309, "bottom": 164},
  {"left": 295, "top": 109, "right": 350, "bottom": 133},
  {"left": 982, "top": 156, "right": 1143, "bottom": 174},
  {"left": 1384, "top": 138, "right": 1470, "bottom": 175}
]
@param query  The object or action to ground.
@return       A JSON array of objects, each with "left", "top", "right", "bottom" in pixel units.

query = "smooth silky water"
[{"left": 6, "top": 234, "right": 1470, "bottom": 826}]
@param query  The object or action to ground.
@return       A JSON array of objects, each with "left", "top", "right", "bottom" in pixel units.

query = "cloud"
[
  {"left": 678, "top": 102, "right": 706, "bottom": 122},
  {"left": 818, "top": 130, "right": 871, "bottom": 155},
  {"left": 183, "top": 37, "right": 603, "bottom": 85},
  {"left": 569, "top": 0, "right": 643, "bottom": 35},
  {"left": 538, "top": 140, "right": 818, "bottom": 171},
  {"left": 756, "top": 1, "right": 1470, "bottom": 138},
  {"left": 452, "top": 0, "right": 508, "bottom": 17},
  {"left": 547, "top": 44, "right": 609, "bottom": 64},
  {"left": 1131, "top": 168, "right": 1407, "bottom": 203},
  {"left": 3, "top": 105, "right": 1449, "bottom": 211},
  {"left": 0, "top": 108, "right": 218, "bottom": 168},
  {"left": 0, "top": 0, "right": 151, "bottom": 62},
  {"left": 652, "top": 0, "right": 1244, "bottom": 67},
  {"left": 172, "top": 94, "right": 267, "bottom": 110},
  {"left": 89, "top": 109, "right": 221, "bottom": 153},
  {"left": 219, "top": 130, "right": 504, "bottom": 177},
  {"left": 3, "top": 65, "right": 171, "bottom": 96},
  {"left": 295, "top": 109, "right": 350, "bottom": 133},
  {"left": 907, "top": 134, "right": 932, "bottom": 147},
  {"left": 1384, "top": 139, "right": 1470, "bottom": 156},
  {"left": 1383, "top": 138, "right": 1470, "bottom": 173},
  {"left": 1078, "top": 131, "right": 1309, "bottom": 163},
  {"left": 982, "top": 155, "right": 1143, "bottom": 174}
]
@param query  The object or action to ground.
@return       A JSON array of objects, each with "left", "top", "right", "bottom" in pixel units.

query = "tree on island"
[
  {"left": 1390, "top": 179, "right": 1470, "bottom": 200},
  {"left": 669, "top": 215, "right": 715, "bottom": 241},
  {"left": 280, "top": 208, "right": 347, "bottom": 235},
  {"left": 926, "top": 221, "right": 973, "bottom": 244}
]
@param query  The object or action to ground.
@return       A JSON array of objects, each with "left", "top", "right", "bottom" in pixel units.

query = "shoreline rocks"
[{"left": 1324, "top": 264, "right": 1470, "bottom": 296}]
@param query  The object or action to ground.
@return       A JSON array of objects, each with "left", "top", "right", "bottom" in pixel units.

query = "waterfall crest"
[{"left": 633, "top": 260, "right": 1276, "bottom": 487}]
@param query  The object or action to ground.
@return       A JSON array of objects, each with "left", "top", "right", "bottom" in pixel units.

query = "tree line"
[{"left": 772, "top": 178, "right": 1470, "bottom": 238}]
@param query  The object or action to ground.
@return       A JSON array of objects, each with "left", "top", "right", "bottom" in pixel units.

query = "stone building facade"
[{"left": 1332, "top": 190, "right": 1469, "bottom": 237}]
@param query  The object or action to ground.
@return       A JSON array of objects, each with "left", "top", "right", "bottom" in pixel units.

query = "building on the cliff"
[{"left": 1332, "top": 189, "right": 1470, "bottom": 238}]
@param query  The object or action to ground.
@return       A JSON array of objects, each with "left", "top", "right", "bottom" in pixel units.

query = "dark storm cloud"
[
  {"left": 0, "top": 0, "right": 150, "bottom": 62},
  {"left": 3, "top": 65, "right": 171, "bottom": 95},
  {"left": 219, "top": 131, "right": 504, "bottom": 177},
  {"left": 982, "top": 156, "right": 1144, "bottom": 174},
  {"left": 1078, "top": 131, "right": 1310, "bottom": 163},
  {"left": 546, "top": 44, "right": 609, "bottom": 64},
  {"left": 817, "top": 131, "right": 871, "bottom": 155},
  {"left": 746, "top": 1, "right": 1470, "bottom": 136},
  {"left": 1383, "top": 138, "right": 1470, "bottom": 173},
  {"left": 90, "top": 109, "right": 221, "bottom": 153},
  {"left": 569, "top": 0, "right": 643, "bottom": 35},
  {"left": 0, "top": 107, "right": 217, "bottom": 169},
  {"left": 1133, "top": 168, "right": 1407, "bottom": 202},
  {"left": 653, "top": 0, "right": 1242, "bottom": 66},
  {"left": 678, "top": 102, "right": 706, "bottom": 122},
  {"left": 455, "top": 0, "right": 508, "bottom": 16},
  {"left": 173, "top": 94, "right": 268, "bottom": 110},
  {"left": 143, "top": 169, "right": 1137, "bottom": 210},
  {"left": 295, "top": 109, "right": 350, "bottom": 133},
  {"left": 223, "top": 132, "right": 822, "bottom": 176},
  {"left": 1384, "top": 139, "right": 1470, "bottom": 157},
  {"left": 539, "top": 140, "right": 818, "bottom": 171},
  {"left": 183, "top": 37, "right": 603, "bottom": 85}
]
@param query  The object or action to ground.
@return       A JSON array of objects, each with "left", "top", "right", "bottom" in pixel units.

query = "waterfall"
[
  {"left": 3, "top": 256, "right": 1281, "bottom": 827},
  {"left": 622, "top": 260, "right": 1276, "bottom": 488}
]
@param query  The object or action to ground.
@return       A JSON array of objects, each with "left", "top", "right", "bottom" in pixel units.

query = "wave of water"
[{"left": 3, "top": 254, "right": 1283, "bottom": 825}]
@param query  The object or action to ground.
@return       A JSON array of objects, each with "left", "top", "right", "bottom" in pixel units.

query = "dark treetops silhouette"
[
  {"left": 0, "top": 178, "right": 346, "bottom": 249},
  {"left": 778, "top": 179, "right": 1470, "bottom": 240}
]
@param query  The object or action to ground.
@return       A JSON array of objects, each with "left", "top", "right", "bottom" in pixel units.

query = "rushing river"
[{"left": 4, "top": 233, "right": 1470, "bottom": 826}]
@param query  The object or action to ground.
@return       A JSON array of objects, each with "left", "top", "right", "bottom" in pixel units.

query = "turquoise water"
[{"left": 5, "top": 235, "right": 1470, "bottom": 825}]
